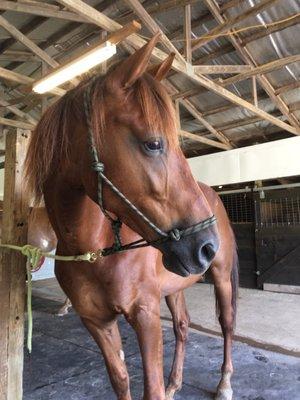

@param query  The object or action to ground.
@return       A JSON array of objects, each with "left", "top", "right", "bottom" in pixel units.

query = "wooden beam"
[
  {"left": 165, "top": 79, "right": 233, "bottom": 147},
  {"left": 57, "top": 0, "right": 300, "bottom": 136},
  {"left": 118, "top": 0, "right": 199, "bottom": 25},
  {"left": 180, "top": 130, "right": 230, "bottom": 150},
  {"left": 274, "top": 80, "right": 300, "bottom": 95},
  {"left": 0, "top": 50, "right": 39, "bottom": 62},
  {"left": 193, "top": 109, "right": 283, "bottom": 134},
  {"left": 0, "top": 66, "right": 65, "bottom": 96},
  {"left": 0, "top": 1, "right": 89, "bottom": 23},
  {"left": 187, "top": 66, "right": 300, "bottom": 135},
  {"left": 0, "top": 15, "right": 47, "bottom": 56},
  {"left": 194, "top": 64, "right": 252, "bottom": 74},
  {"left": 0, "top": 15, "right": 60, "bottom": 69},
  {"left": 0, "top": 129, "right": 29, "bottom": 400},
  {"left": 179, "top": 99, "right": 233, "bottom": 148},
  {"left": 220, "top": 0, "right": 246, "bottom": 12},
  {"left": 184, "top": 4, "right": 192, "bottom": 64},
  {"left": 0, "top": 66, "right": 33, "bottom": 85},
  {"left": 192, "top": 0, "right": 279, "bottom": 50},
  {"left": 252, "top": 76, "right": 258, "bottom": 107},
  {"left": 0, "top": 99, "right": 38, "bottom": 125},
  {"left": 198, "top": 89, "right": 269, "bottom": 118},
  {"left": 220, "top": 55, "right": 300, "bottom": 86},
  {"left": 123, "top": 0, "right": 185, "bottom": 63},
  {"left": 146, "top": 0, "right": 198, "bottom": 15},
  {"left": 194, "top": 43, "right": 235, "bottom": 65},
  {"left": 0, "top": 117, "right": 34, "bottom": 130},
  {"left": 242, "top": 13, "right": 300, "bottom": 45},
  {"left": 203, "top": 0, "right": 300, "bottom": 130}
]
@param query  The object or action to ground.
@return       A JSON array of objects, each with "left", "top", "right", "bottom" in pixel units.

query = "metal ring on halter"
[{"left": 83, "top": 79, "right": 217, "bottom": 256}]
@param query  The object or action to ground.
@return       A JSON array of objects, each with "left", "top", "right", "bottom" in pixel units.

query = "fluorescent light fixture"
[{"left": 33, "top": 41, "right": 116, "bottom": 94}]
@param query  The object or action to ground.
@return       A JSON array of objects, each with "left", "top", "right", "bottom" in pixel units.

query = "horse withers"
[{"left": 25, "top": 34, "right": 238, "bottom": 400}]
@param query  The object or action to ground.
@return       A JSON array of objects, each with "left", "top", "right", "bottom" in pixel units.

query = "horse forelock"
[{"left": 24, "top": 70, "right": 178, "bottom": 202}]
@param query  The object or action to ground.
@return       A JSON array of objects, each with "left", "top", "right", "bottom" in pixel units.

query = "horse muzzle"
[{"left": 155, "top": 224, "right": 219, "bottom": 277}]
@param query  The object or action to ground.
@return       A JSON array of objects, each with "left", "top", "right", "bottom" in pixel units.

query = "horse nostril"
[{"left": 199, "top": 242, "right": 216, "bottom": 265}]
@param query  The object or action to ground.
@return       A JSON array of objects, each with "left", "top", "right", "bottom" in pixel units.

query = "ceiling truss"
[{"left": 0, "top": 0, "right": 299, "bottom": 156}]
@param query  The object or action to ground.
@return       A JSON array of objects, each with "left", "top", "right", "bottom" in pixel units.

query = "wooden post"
[
  {"left": 0, "top": 129, "right": 30, "bottom": 400},
  {"left": 252, "top": 76, "right": 258, "bottom": 107},
  {"left": 184, "top": 4, "right": 192, "bottom": 64}
]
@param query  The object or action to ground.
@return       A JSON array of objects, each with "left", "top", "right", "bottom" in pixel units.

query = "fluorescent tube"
[{"left": 33, "top": 41, "right": 116, "bottom": 94}]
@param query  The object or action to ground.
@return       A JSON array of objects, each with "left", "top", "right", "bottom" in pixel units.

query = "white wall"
[{"left": 188, "top": 136, "right": 300, "bottom": 186}]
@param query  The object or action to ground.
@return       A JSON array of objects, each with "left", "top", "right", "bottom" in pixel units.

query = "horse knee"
[{"left": 174, "top": 313, "right": 190, "bottom": 342}]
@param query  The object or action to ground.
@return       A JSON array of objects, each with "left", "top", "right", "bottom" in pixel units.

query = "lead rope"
[{"left": 0, "top": 243, "right": 101, "bottom": 353}]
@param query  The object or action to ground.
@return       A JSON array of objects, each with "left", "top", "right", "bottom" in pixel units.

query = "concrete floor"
[
  {"left": 24, "top": 296, "right": 300, "bottom": 400},
  {"left": 33, "top": 278, "right": 300, "bottom": 354}
]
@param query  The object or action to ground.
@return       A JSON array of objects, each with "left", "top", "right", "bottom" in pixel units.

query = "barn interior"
[{"left": 0, "top": 1, "right": 299, "bottom": 399}]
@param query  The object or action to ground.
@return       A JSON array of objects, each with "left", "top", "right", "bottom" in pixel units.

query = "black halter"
[{"left": 83, "top": 79, "right": 217, "bottom": 257}]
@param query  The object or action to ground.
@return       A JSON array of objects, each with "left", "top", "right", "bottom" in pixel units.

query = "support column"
[{"left": 0, "top": 129, "right": 30, "bottom": 400}]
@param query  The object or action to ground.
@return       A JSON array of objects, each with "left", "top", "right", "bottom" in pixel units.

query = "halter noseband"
[{"left": 83, "top": 79, "right": 217, "bottom": 257}]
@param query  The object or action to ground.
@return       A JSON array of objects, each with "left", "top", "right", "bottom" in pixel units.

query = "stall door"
[{"left": 254, "top": 188, "right": 300, "bottom": 289}]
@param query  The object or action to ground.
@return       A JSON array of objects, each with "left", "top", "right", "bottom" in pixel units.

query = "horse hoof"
[
  {"left": 215, "top": 387, "right": 233, "bottom": 400},
  {"left": 56, "top": 306, "right": 70, "bottom": 316},
  {"left": 165, "top": 387, "right": 177, "bottom": 400},
  {"left": 165, "top": 390, "right": 174, "bottom": 400}
]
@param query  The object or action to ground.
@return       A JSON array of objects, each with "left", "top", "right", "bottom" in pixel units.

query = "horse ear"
[
  {"left": 109, "top": 33, "right": 161, "bottom": 89},
  {"left": 147, "top": 53, "right": 175, "bottom": 81}
]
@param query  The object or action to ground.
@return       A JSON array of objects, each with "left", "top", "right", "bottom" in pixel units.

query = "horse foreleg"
[
  {"left": 164, "top": 290, "right": 190, "bottom": 400},
  {"left": 81, "top": 317, "right": 131, "bottom": 400},
  {"left": 211, "top": 264, "right": 236, "bottom": 400},
  {"left": 127, "top": 299, "right": 165, "bottom": 400}
]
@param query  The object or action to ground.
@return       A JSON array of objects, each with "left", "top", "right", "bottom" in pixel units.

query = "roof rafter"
[
  {"left": 180, "top": 130, "right": 230, "bottom": 150},
  {"left": 56, "top": 0, "right": 299, "bottom": 136},
  {"left": 192, "top": 0, "right": 279, "bottom": 51},
  {"left": 220, "top": 55, "right": 300, "bottom": 87},
  {"left": 202, "top": 0, "right": 300, "bottom": 130},
  {"left": 0, "top": 99, "right": 38, "bottom": 125},
  {"left": 0, "top": 1, "right": 89, "bottom": 23},
  {"left": 0, "top": 15, "right": 61, "bottom": 69},
  {"left": 123, "top": 0, "right": 185, "bottom": 63}
]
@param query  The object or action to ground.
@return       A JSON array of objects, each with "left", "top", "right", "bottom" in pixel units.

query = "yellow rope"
[
  {"left": 192, "top": 12, "right": 300, "bottom": 41},
  {"left": 139, "top": 12, "right": 300, "bottom": 43},
  {"left": 0, "top": 243, "right": 103, "bottom": 353}
]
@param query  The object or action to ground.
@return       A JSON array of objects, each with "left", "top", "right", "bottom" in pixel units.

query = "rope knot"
[
  {"left": 170, "top": 228, "right": 181, "bottom": 241},
  {"left": 92, "top": 161, "right": 104, "bottom": 173},
  {"left": 21, "top": 245, "right": 43, "bottom": 270}
]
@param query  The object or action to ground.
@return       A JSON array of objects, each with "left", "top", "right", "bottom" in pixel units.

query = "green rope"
[
  {"left": 26, "top": 259, "right": 33, "bottom": 353},
  {"left": 0, "top": 243, "right": 103, "bottom": 353}
]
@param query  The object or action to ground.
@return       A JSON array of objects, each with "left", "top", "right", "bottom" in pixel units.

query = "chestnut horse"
[{"left": 25, "top": 35, "right": 238, "bottom": 400}]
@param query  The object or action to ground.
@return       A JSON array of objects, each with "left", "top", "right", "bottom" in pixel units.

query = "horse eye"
[{"left": 144, "top": 139, "right": 163, "bottom": 152}]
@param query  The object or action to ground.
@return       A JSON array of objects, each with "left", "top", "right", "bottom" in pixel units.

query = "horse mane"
[{"left": 24, "top": 68, "right": 178, "bottom": 202}]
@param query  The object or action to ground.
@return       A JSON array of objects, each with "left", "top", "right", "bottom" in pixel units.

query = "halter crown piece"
[{"left": 83, "top": 78, "right": 217, "bottom": 256}]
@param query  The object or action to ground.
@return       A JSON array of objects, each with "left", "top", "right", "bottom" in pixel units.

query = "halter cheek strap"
[{"left": 83, "top": 78, "right": 217, "bottom": 257}]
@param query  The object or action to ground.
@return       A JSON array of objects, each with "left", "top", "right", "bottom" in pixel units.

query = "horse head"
[{"left": 83, "top": 34, "right": 219, "bottom": 276}]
